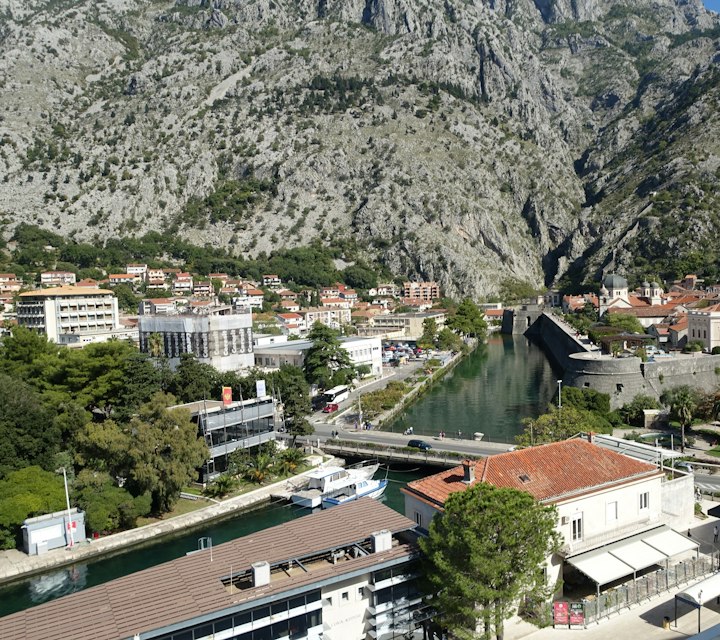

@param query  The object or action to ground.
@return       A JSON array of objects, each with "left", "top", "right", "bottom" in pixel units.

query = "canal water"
[
  {"left": 0, "top": 333, "right": 559, "bottom": 618},
  {"left": 0, "top": 467, "right": 426, "bottom": 618},
  {"left": 388, "top": 334, "right": 562, "bottom": 443}
]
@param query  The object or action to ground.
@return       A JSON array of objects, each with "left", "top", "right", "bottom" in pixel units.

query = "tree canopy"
[
  {"left": 447, "top": 299, "right": 487, "bottom": 340},
  {"left": 421, "top": 482, "right": 559, "bottom": 640},
  {"left": 517, "top": 405, "right": 611, "bottom": 447},
  {"left": 303, "top": 322, "right": 355, "bottom": 389}
]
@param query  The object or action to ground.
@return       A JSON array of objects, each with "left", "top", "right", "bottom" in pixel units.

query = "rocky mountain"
[{"left": 0, "top": 0, "right": 719, "bottom": 296}]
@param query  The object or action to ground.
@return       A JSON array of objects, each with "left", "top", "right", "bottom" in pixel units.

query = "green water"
[
  {"left": 0, "top": 467, "right": 425, "bottom": 618},
  {"left": 389, "top": 334, "right": 562, "bottom": 443}
]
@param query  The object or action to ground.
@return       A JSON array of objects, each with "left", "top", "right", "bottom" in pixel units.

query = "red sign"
[
  {"left": 553, "top": 601, "right": 569, "bottom": 626},
  {"left": 66, "top": 521, "right": 77, "bottom": 530},
  {"left": 222, "top": 387, "right": 232, "bottom": 406},
  {"left": 569, "top": 603, "right": 584, "bottom": 625}
]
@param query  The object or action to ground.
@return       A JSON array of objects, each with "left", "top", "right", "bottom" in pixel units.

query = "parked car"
[
  {"left": 408, "top": 439, "right": 432, "bottom": 451},
  {"left": 322, "top": 403, "right": 339, "bottom": 414}
]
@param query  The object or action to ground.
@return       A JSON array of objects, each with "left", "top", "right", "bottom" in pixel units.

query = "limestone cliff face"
[{"left": 0, "top": 0, "right": 718, "bottom": 295}]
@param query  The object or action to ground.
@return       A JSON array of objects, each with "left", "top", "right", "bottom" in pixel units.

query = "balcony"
[{"left": 561, "top": 515, "right": 660, "bottom": 556}]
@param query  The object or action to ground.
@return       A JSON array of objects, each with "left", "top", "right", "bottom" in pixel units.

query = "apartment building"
[
  {"left": 298, "top": 306, "right": 351, "bottom": 330},
  {"left": 358, "top": 311, "right": 446, "bottom": 339},
  {"left": 16, "top": 286, "right": 121, "bottom": 344},
  {"left": 40, "top": 271, "right": 76, "bottom": 287},
  {"left": 688, "top": 304, "right": 720, "bottom": 351},
  {"left": 0, "top": 273, "right": 21, "bottom": 293},
  {"left": 402, "top": 281, "right": 440, "bottom": 301}
]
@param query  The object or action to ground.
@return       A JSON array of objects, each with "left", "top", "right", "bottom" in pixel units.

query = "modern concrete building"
[
  {"left": 358, "top": 311, "right": 446, "bottom": 339},
  {"left": 254, "top": 336, "right": 382, "bottom": 377},
  {"left": 40, "top": 270, "right": 76, "bottom": 287},
  {"left": 16, "top": 286, "right": 122, "bottom": 345},
  {"left": 138, "top": 305, "right": 253, "bottom": 371},
  {"left": 402, "top": 438, "right": 695, "bottom": 599},
  {"left": 0, "top": 500, "right": 429, "bottom": 640},
  {"left": 171, "top": 396, "right": 278, "bottom": 480}
]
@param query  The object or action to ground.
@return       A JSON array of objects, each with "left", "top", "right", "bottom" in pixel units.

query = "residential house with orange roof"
[
  {"left": 108, "top": 272, "right": 139, "bottom": 287},
  {"left": 262, "top": 274, "right": 281, "bottom": 288},
  {"left": 320, "top": 296, "right": 352, "bottom": 309},
  {"left": 276, "top": 312, "right": 306, "bottom": 336},
  {"left": 402, "top": 438, "right": 695, "bottom": 597},
  {"left": 172, "top": 272, "right": 193, "bottom": 295},
  {"left": 669, "top": 315, "right": 689, "bottom": 349}
]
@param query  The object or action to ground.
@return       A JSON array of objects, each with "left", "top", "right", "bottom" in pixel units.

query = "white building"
[
  {"left": 126, "top": 263, "right": 148, "bottom": 277},
  {"left": 402, "top": 438, "right": 695, "bottom": 598},
  {"left": 16, "top": 286, "right": 122, "bottom": 345},
  {"left": 0, "top": 500, "right": 427, "bottom": 640},
  {"left": 298, "top": 306, "right": 351, "bottom": 330},
  {"left": 40, "top": 271, "right": 76, "bottom": 287},
  {"left": 688, "top": 304, "right": 720, "bottom": 351},
  {"left": 138, "top": 306, "right": 253, "bottom": 371},
  {"left": 254, "top": 336, "right": 382, "bottom": 377}
]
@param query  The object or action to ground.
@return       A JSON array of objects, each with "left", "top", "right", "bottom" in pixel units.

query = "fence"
[{"left": 578, "top": 554, "right": 717, "bottom": 625}]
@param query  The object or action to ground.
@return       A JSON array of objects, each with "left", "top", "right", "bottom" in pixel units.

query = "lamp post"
[
  {"left": 61, "top": 467, "right": 75, "bottom": 548},
  {"left": 557, "top": 380, "right": 563, "bottom": 409}
]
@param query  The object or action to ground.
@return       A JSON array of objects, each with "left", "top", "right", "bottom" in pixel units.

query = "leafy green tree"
[
  {"left": 169, "top": 353, "right": 219, "bottom": 403},
  {"left": 604, "top": 313, "right": 645, "bottom": 335},
  {"left": 303, "top": 322, "right": 355, "bottom": 389},
  {"left": 437, "top": 327, "right": 464, "bottom": 352},
  {"left": 559, "top": 387, "right": 610, "bottom": 415},
  {"left": 517, "top": 405, "right": 606, "bottom": 447},
  {"left": 114, "top": 352, "right": 163, "bottom": 421},
  {"left": 661, "top": 386, "right": 700, "bottom": 453},
  {"left": 342, "top": 264, "right": 378, "bottom": 290},
  {"left": 447, "top": 299, "right": 488, "bottom": 340},
  {"left": 111, "top": 284, "right": 140, "bottom": 312},
  {"left": 499, "top": 278, "right": 540, "bottom": 305},
  {"left": 74, "top": 470, "right": 151, "bottom": 533},
  {"left": 203, "top": 473, "right": 238, "bottom": 499},
  {"left": 418, "top": 317, "right": 438, "bottom": 350},
  {"left": 125, "top": 393, "right": 207, "bottom": 513},
  {"left": 276, "top": 447, "right": 306, "bottom": 476},
  {"left": 0, "top": 325, "right": 60, "bottom": 381},
  {"left": 0, "top": 373, "right": 61, "bottom": 478},
  {"left": 421, "top": 483, "right": 559, "bottom": 640},
  {"left": 0, "top": 467, "right": 66, "bottom": 549},
  {"left": 619, "top": 394, "right": 661, "bottom": 427}
]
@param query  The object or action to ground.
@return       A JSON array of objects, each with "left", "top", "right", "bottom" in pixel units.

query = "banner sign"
[
  {"left": 569, "top": 602, "right": 584, "bottom": 625},
  {"left": 553, "top": 601, "right": 569, "bottom": 626},
  {"left": 256, "top": 379, "right": 267, "bottom": 398},
  {"left": 222, "top": 386, "right": 233, "bottom": 406}
]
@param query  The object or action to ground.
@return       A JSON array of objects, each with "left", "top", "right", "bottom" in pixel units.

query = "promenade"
[{"left": 0, "top": 457, "right": 336, "bottom": 586}]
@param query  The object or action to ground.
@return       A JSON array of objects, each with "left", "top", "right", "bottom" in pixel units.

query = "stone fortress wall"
[{"left": 503, "top": 307, "right": 720, "bottom": 409}]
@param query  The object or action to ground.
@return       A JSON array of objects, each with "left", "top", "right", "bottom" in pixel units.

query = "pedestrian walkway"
[{"left": 0, "top": 456, "right": 334, "bottom": 586}]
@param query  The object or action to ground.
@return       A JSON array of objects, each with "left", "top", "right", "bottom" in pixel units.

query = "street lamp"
[
  {"left": 60, "top": 467, "right": 75, "bottom": 548},
  {"left": 557, "top": 380, "right": 563, "bottom": 409}
]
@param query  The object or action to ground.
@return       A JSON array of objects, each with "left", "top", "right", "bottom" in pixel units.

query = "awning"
[
  {"left": 676, "top": 573, "right": 720, "bottom": 608},
  {"left": 567, "top": 525, "right": 698, "bottom": 587}
]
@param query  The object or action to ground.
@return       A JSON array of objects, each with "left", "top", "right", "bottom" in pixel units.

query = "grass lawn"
[
  {"left": 706, "top": 448, "right": 720, "bottom": 458},
  {"left": 136, "top": 497, "right": 208, "bottom": 527}
]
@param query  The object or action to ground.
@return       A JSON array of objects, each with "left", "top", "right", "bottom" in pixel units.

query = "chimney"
[
  {"left": 587, "top": 432, "right": 594, "bottom": 444},
  {"left": 462, "top": 460, "right": 475, "bottom": 484},
  {"left": 372, "top": 530, "right": 392, "bottom": 553},
  {"left": 252, "top": 561, "right": 270, "bottom": 587}
]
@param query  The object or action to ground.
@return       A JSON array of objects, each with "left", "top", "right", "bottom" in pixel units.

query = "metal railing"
[{"left": 579, "top": 554, "right": 717, "bottom": 625}]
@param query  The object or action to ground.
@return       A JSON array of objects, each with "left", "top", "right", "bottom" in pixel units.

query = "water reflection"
[{"left": 29, "top": 565, "right": 87, "bottom": 604}]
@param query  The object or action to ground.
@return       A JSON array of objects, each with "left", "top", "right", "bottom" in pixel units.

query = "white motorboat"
[
  {"left": 321, "top": 478, "right": 388, "bottom": 508},
  {"left": 290, "top": 462, "right": 379, "bottom": 508}
]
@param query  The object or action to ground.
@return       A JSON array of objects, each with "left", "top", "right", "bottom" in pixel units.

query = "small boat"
[
  {"left": 321, "top": 478, "right": 388, "bottom": 508},
  {"left": 290, "top": 462, "right": 379, "bottom": 508}
]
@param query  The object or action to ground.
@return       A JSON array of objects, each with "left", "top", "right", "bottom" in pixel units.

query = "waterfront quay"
[{"left": 0, "top": 459, "right": 339, "bottom": 587}]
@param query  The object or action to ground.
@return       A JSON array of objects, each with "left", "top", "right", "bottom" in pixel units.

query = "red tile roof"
[{"left": 403, "top": 439, "right": 660, "bottom": 507}]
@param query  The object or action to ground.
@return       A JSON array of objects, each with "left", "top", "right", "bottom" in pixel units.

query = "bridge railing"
[{"left": 322, "top": 440, "right": 481, "bottom": 467}]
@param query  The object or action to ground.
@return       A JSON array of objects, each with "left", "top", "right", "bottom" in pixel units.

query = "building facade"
[
  {"left": 40, "top": 271, "right": 76, "bottom": 287},
  {"left": 402, "top": 281, "right": 440, "bottom": 301},
  {"left": 254, "top": 336, "right": 382, "bottom": 377},
  {"left": 688, "top": 305, "right": 720, "bottom": 351},
  {"left": 138, "top": 306, "right": 254, "bottom": 371},
  {"left": 402, "top": 438, "right": 694, "bottom": 597},
  {"left": 0, "top": 500, "right": 428, "bottom": 640},
  {"left": 16, "top": 286, "right": 120, "bottom": 344},
  {"left": 359, "top": 311, "right": 446, "bottom": 339}
]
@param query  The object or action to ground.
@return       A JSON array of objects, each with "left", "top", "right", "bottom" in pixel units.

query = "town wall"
[
  {"left": 660, "top": 474, "right": 695, "bottom": 531},
  {"left": 564, "top": 352, "right": 720, "bottom": 409}
]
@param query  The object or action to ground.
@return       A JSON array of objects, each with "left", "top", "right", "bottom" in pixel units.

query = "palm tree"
[
  {"left": 277, "top": 447, "right": 306, "bottom": 476},
  {"left": 244, "top": 453, "right": 274, "bottom": 484},
  {"left": 148, "top": 332, "right": 164, "bottom": 358},
  {"left": 663, "top": 386, "right": 697, "bottom": 454}
]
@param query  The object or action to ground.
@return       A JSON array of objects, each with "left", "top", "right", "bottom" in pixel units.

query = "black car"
[{"left": 408, "top": 439, "right": 432, "bottom": 451}]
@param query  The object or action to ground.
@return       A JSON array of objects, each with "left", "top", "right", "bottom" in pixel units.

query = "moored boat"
[
  {"left": 321, "top": 478, "right": 388, "bottom": 508},
  {"left": 290, "top": 462, "right": 379, "bottom": 508}
]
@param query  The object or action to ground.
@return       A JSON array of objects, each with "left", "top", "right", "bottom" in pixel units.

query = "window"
[
  {"left": 640, "top": 492, "right": 649, "bottom": 510},
  {"left": 606, "top": 501, "right": 618, "bottom": 522},
  {"left": 571, "top": 513, "right": 583, "bottom": 541},
  {"left": 414, "top": 511, "right": 423, "bottom": 527},
  {"left": 341, "top": 591, "right": 349, "bottom": 601},
  {"left": 358, "top": 586, "right": 365, "bottom": 598}
]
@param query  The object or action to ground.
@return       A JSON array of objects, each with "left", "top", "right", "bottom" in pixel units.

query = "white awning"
[
  {"left": 676, "top": 573, "right": 720, "bottom": 607},
  {"left": 610, "top": 539, "right": 667, "bottom": 571},
  {"left": 569, "top": 551, "right": 637, "bottom": 586},
  {"left": 644, "top": 527, "right": 700, "bottom": 557},
  {"left": 567, "top": 525, "right": 698, "bottom": 586}
]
